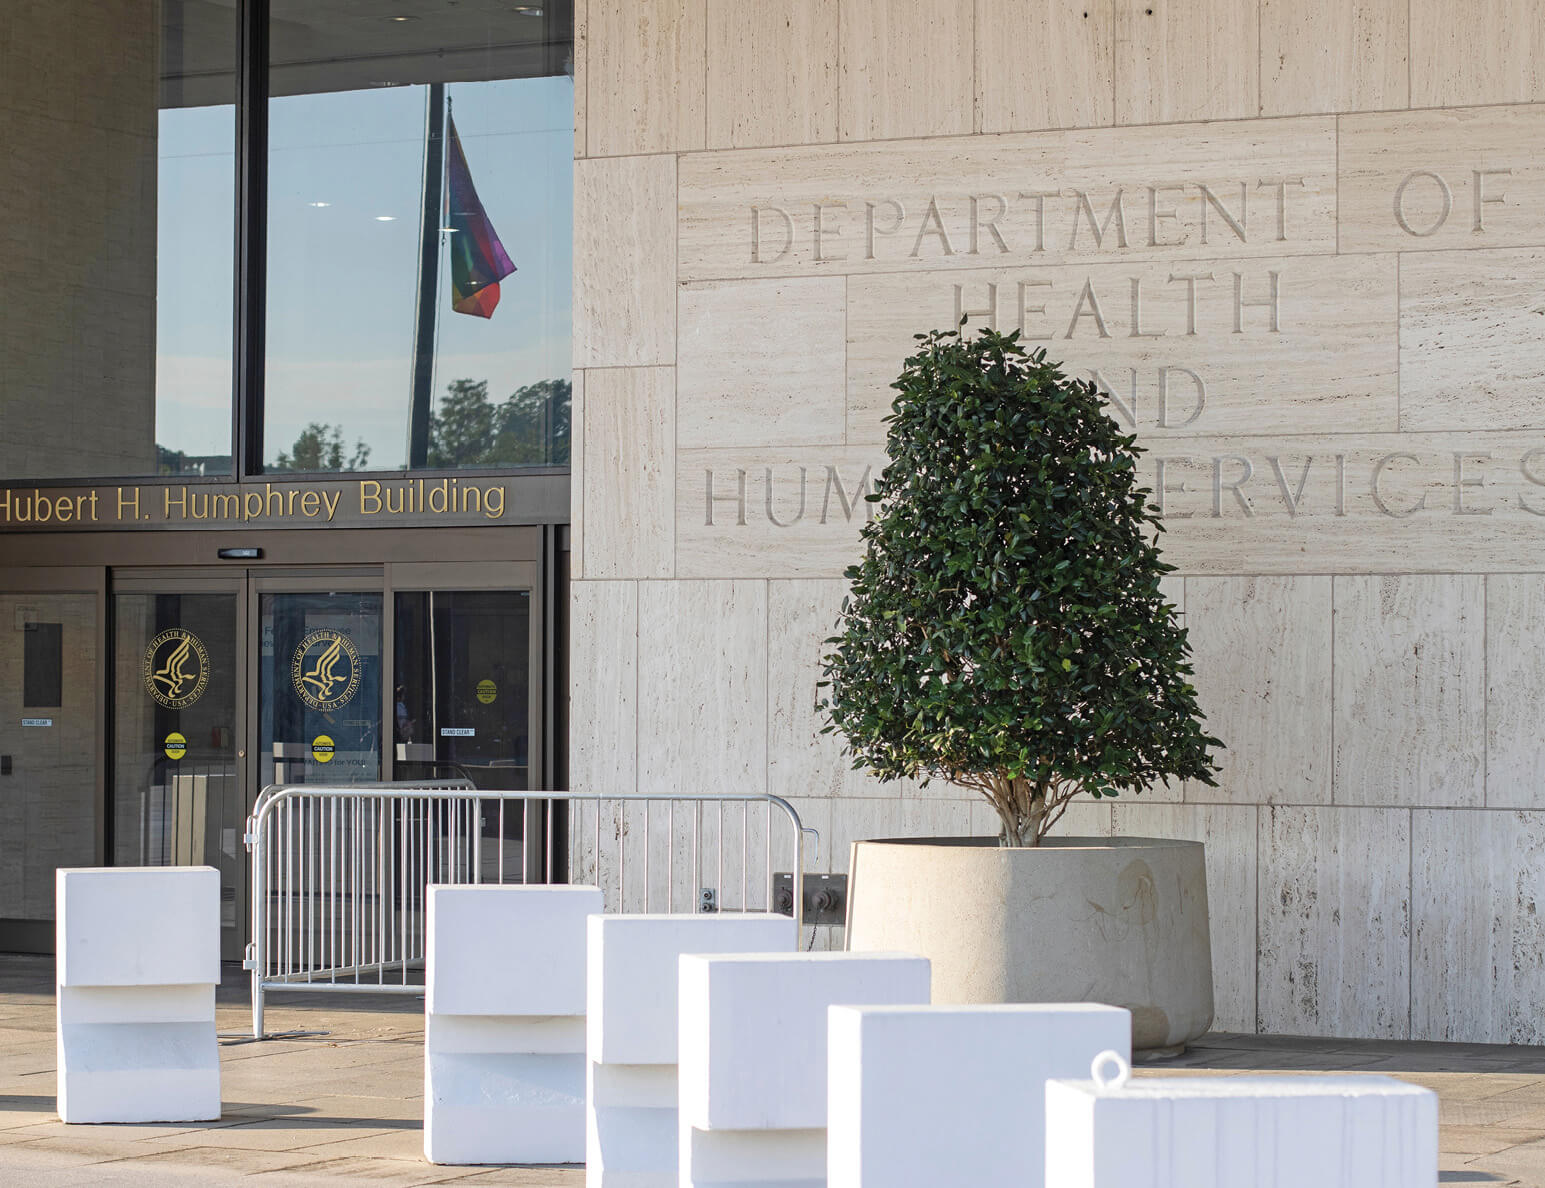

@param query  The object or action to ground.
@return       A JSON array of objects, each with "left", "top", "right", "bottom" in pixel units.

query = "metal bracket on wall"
[{"left": 774, "top": 872, "right": 847, "bottom": 926}]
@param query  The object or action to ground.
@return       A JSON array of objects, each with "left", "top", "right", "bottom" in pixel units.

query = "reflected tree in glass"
[
  {"left": 266, "top": 423, "right": 373, "bottom": 473},
  {"left": 427, "top": 378, "right": 570, "bottom": 468}
]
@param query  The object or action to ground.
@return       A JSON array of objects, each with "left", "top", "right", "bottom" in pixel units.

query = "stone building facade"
[{"left": 569, "top": 0, "right": 1545, "bottom": 1042}]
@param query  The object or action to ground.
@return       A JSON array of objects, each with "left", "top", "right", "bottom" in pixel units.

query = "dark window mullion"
[{"left": 234, "top": 0, "right": 269, "bottom": 479}]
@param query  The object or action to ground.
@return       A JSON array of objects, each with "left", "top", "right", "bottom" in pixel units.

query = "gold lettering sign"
[
  {"left": 144, "top": 629, "right": 210, "bottom": 709},
  {"left": 291, "top": 630, "right": 361, "bottom": 712},
  {"left": 0, "top": 478, "right": 521, "bottom": 531}
]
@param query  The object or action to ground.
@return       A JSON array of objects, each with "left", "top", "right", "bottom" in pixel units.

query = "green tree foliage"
[
  {"left": 820, "top": 326, "right": 1221, "bottom": 846},
  {"left": 270, "top": 423, "right": 372, "bottom": 472},
  {"left": 427, "top": 378, "right": 571, "bottom": 468}
]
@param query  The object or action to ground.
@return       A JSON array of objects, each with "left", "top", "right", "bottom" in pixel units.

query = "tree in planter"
[{"left": 820, "top": 325, "right": 1221, "bottom": 846}]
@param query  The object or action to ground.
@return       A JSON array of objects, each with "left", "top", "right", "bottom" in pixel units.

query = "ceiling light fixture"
[{"left": 375, "top": 215, "right": 396, "bottom": 221}]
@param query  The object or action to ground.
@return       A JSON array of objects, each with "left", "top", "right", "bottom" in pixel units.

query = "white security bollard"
[
  {"left": 587, "top": 913, "right": 797, "bottom": 1188},
  {"left": 678, "top": 951, "right": 931, "bottom": 1188},
  {"left": 56, "top": 866, "right": 221, "bottom": 1124},
  {"left": 827, "top": 1003, "right": 1131, "bottom": 1188},
  {"left": 1044, "top": 1056, "right": 1439, "bottom": 1188},
  {"left": 424, "top": 884, "right": 603, "bottom": 1165}
]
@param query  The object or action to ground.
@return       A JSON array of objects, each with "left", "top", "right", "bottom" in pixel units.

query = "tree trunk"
[{"left": 994, "top": 776, "right": 1048, "bottom": 847}]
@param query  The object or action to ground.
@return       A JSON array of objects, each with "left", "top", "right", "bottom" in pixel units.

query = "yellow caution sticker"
[
  {"left": 164, "top": 732, "right": 187, "bottom": 761},
  {"left": 476, "top": 678, "right": 497, "bottom": 705},
  {"left": 311, "top": 734, "right": 335, "bottom": 763}
]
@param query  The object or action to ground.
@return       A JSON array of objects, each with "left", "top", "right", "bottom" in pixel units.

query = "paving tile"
[
  {"left": 1444, "top": 1125, "right": 1545, "bottom": 1156},
  {"left": 7, "top": 1137, "right": 159, "bottom": 1169},
  {"left": 458, "top": 1169, "right": 586, "bottom": 1186},
  {"left": 7, "top": 1117, "right": 248, "bottom": 1144},
  {"left": 1468, "top": 1135, "right": 1545, "bottom": 1183},
  {"left": 293, "top": 1123, "right": 428, "bottom": 1162},
  {"left": 95, "top": 1146, "right": 328, "bottom": 1175},
  {"left": 124, "top": 1117, "right": 392, "bottom": 1155},
  {"left": 253, "top": 1155, "right": 481, "bottom": 1184}
]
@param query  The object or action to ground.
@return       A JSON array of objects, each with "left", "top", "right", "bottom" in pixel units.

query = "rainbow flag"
[{"left": 445, "top": 114, "right": 516, "bottom": 318}]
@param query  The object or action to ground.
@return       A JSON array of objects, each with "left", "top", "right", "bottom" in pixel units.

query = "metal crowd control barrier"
[{"left": 244, "top": 783, "right": 809, "bottom": 1038}]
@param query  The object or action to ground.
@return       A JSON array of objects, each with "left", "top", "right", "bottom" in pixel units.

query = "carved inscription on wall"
[
  {"left": 678, "top": 437, "right": 1545, "bottom": 577},
  {"left": 677, "top": 450, "right": 884, "bottom": 578},
  {"left": 846, "top": 256, "right": 1397, "bottom": 442},
  {"left": 678, "top": 118, "right": 1337, "bottom": 280},
  {"left": 673, "top": 103, "right": 1545, "bottom": 577},
  {"left": 1340, "top": 104, "right": 1545, "bottom": 254}
]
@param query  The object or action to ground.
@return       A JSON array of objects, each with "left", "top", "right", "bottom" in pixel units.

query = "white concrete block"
[
  {"left": 57, "top": 866, "right": 220, "bottom": 988},
  {"left": 1044, "top": 1060, "right": 1438, "bottom": 1188},
  {"left": 55, "top": 867, "right": 220, "bottom": 1124},
  {"left": 827, "top": 1004, "right": 1131, "bottom": 1188},
  {"left": 424, "top": 884, "right": 603, "bottom": 1165},
  {"left": 586, "top": 913, "right": 796, "bottom": 1188},
  {"left": 679, "top": 951, "right": 930, "bottom": 1188},
  {"left": 428, "top": 883, "right": 601, "bottom": 1017}
]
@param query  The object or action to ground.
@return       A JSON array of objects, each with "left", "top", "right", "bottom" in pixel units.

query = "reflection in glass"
[
  {"left": 395, "top": 589, "right": 533, "bottom": 881},
  {"left": 394, "top": 591, "right": 532, "bottom": 788},
  {"left": 0, "top": 4, "right": 235, "bottom": 480},
  {"left": 259, "top": 592, "right": 383, "bottom": 788},
  {"left": 263, "top": 2, "right": 573, "bottom": 473},
  {"left": 112, "top": 593, "right": 240, "bottom": 932},
  {"left": 156, "top": 4, "right": 238, "bottom": 476}
]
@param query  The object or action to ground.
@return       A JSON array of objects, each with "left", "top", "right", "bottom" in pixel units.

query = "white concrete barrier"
[
  {"left": 678, "top": 951, "right": 930, "bottom": 1188},
  {"left": 826, "top": 1003, "right": 1131, "bottom": 1188},
  {"left": 424, "top": 883, "right": 603, "bottom": 1165},
  {"left": 55, "top": 866, "right": 221, "bottom": 1124},
  {"left": 586, "top": 912, "right": 797, "bottom": 1188},
  {"left": 1044, "top": 1056, "right": 1439, "bottom": 1188}
]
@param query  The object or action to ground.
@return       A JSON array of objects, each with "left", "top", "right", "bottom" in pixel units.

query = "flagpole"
[{"left": 406, "top": 83, "right": 447, "bottom": 469}]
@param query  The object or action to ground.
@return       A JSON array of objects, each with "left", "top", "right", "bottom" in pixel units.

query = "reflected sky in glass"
[
  {"left": 152, "top": 76, "right": 572, "bottom": 471},
  {"left": 156, "top": 104, "right": 235, "bottom": 468},
  {"left": 263, "top": 76, "right": 572, "bottom": 471}
]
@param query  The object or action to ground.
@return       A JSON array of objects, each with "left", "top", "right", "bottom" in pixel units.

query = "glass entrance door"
[
  {"left": 112, "top": 574, "right": 244, "bottom": 958},
  {"left": 392, "top": 590, "right": 532, "bottom": 787},
  {"left": 389, "top": 561, "right": 542, "bottom": 880},
  {"left": 103, "top": 559, "right": 542, "bottom": 956},
  {"left": 256, "top": 580, "right": 383, "bottom": 789}
]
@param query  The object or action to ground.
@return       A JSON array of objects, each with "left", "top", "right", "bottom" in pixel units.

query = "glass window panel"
[
  {"left": 393, "top": 590, "right": 532, "bottom": 788},
  {"left": 395, "top": 589, "right": 532, "bottom": 882},
  {"left": 0, "top": 1, "right": 235, "bottom": 481},
  {"left": 112, "top": 592, "right": 240, "bottom": 933},
  {"left": 259, "top": 592, "right": 383, "bottom": 787},
  {"left": 262, "top": 1, "right": 573, "bottom": 474}
]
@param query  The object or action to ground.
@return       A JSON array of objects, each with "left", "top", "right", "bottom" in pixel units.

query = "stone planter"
[{"left": 845, "top": 836, "right": 1213, "bottom": 1051}]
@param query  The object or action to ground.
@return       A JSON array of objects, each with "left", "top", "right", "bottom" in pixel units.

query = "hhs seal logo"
[
  {"left": 292, "top": 629, "right": 361, "bottom": 711},
  {"left": 144, "top": 629, "right": 210, "bottom": 709}
]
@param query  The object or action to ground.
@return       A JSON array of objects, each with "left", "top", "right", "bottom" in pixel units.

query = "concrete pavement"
[{"left": 1, "top": 955, "right": 1543, "bottom": 1184}]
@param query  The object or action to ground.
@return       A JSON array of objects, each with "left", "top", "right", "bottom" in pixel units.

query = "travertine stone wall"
[{"left": 571, "top": 0, "right": 1545, "bottom": 1042}]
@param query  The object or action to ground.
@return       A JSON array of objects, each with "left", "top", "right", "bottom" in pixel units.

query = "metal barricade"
[{"left": 244, "top": 783, "right": 808, "bottom": 1038}]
